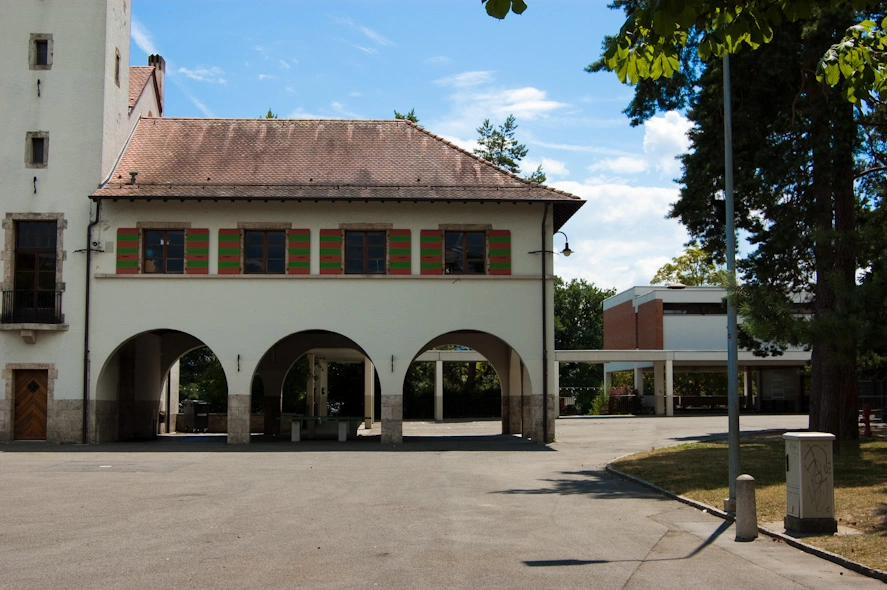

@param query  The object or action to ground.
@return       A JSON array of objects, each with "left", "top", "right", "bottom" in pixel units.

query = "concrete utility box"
[{"left": 783, "top": 432, "right": 837, "bottom": 534}]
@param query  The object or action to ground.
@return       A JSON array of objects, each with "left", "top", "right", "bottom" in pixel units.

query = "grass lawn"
[{"left": 610, "top": 428, "right": 887, "bottom": 572}]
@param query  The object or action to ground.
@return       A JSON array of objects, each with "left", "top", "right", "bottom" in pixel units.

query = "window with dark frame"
[
  {"left": 29, "top": 34, "right": 52, "bottom": 70},
  {"left": 444, "top": 231, "right": 486, "bottom": 275},
  {"left": 35, "top": 40, "right": 49, "bottom": 66},
  {"left": 143, "top": 230, "right": 185, "bottom": 274},
  {"left": 9, "top": 221, "right": 59, "bottom": 323},
  {"left": 26, "top": 132, "right": 48, "bottom": 167},
  {"left": 244, "top": 230, "right": 286, "bottom": 274},
  {"left": 344, "top": 231, "right": 386, "bottom": 274},
  {"left": 31, "top": 137, "right": 45, "bottom": 165}
]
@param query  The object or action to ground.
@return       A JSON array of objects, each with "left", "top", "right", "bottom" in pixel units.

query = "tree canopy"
[
  {"left": 473, "top": 114, "right": 546, "bottom": 183},
  {"left": 394, "top": 108, "right": 419, "bottom": 123},
  {"left": 651, "top": 245, "right": 727, "bottom": 286}
]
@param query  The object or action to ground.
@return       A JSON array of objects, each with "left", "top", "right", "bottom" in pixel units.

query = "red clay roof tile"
[{"left": 93, "top": 118, "right": 584, "bottom": 227}]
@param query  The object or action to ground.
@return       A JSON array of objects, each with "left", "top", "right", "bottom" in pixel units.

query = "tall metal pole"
[{"left": 724, "top": 54, "right": 741, "bottom": 510}]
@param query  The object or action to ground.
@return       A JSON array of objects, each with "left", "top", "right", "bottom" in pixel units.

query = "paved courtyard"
[{"left": 1, "top": 415, "right": 880, "bottom": 589}]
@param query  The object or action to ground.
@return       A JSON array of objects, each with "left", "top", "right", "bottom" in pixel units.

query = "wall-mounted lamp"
[
  {"left": 529, "top": 230, "right": 573, "bottom": 256},
  {"left": 556, "top": 231, "right": 572, "bottom": 257}
]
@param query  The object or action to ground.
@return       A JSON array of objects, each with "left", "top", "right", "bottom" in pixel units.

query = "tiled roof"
[
  {"left": 128, "top": 66, "right": 154, "bottom": 109},
  {"left": 93, "top": 118, "right": 584, "bottom": 228}
]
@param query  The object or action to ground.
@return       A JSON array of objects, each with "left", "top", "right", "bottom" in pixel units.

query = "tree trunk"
[{"left": 807, "top": 84, "right": 858, "bottom": 443}]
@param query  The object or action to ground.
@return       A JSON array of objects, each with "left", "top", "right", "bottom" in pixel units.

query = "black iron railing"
[{"left": 1, "top": 290, "right": 64, "bottom": 324}]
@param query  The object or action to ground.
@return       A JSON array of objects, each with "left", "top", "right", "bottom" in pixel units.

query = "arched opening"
[
  {"left": 253, "top": 330, "right": 379, "bottom": 440},
  {"left": 95, "top": 329, "right": 226, "bottom": 442},
  {"left": 405, "top": 330, "right": 534, "bottom": 439}
]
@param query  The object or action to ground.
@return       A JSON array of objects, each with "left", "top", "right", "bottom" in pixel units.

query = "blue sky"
[{"left": 130, "top": 1, "right": 694, "bottom": 292}]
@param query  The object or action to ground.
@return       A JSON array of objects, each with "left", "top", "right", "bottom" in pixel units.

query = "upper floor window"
[
  {"left": 444, "top": 231, "right": 485, "bottom": 275},
  {"left": 143, "top": 230, "right": 184, "bottom": 274},
  {"left": 5, "top": 221, "right": 60, "bottom": 324},
  {"left": 345, "top": 231, "right": 386, "bottom": 274},
  {"left": 244, "top": 230, "right": 285, "bottom": 274},
  {"left": 25, "top": 132, "right": 49, "bottom": 168},
  {"left": 29, "top": 34, "right": 53, "bottom": 70}
]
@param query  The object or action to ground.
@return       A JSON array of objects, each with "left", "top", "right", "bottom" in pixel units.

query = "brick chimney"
[{"left": 147, "top": 54, "right": 165, "bottom": 114}]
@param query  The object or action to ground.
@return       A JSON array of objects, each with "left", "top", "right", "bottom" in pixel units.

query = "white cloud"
[
  {"left": 330, "top": 101, "right": 363, "bottom": 118},
  {"left": 254, "top": 45, "right": 270, "bottom": 60},
  {"left": 279, "top": 60, "right": 291, "bottom": 69},
  {"left": 424, "top": 56, "right": 451, "bottom": 66},
  {"left": 177, "top": 66, "right": 226, "bottom": 84},
  {"left": 352, "top": 45, "right": 378, "bottom": 55},
  {"left": 434, "top": 71, "right": 495, "bottom": 88},
  {"left": 581, "top": 112, "right": 691, "bottom": 182},
  {"left": 258, "top": 74, "right": 277, "bottom": 81},
  {"left": 131, "top": 19, "right": 158, "bottom": 55},
  {"left": 523, "top": 157, "right": 569, "bottom": 177},
  {"left": 360, "top": 25, "right": 393, "bottom": 46},
  {"left": 643, "top": 111, "right": 692, "bottom": 177},
  {"left": 169, "top": 78, "right": 214, "bottom": 117},
  {"left": 550, "top": 178, "right": 688, "bottom": 291},
  {"left": 589, "top": 156, "right": 647, "bottom": 175}
]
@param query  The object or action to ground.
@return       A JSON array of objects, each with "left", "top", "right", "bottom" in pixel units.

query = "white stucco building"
[
  {"left": 602, "top": 285, "right": 812, "bottom": 414},
  {"left": 1, "top": 0, "right": 583, "bottom": 445}
]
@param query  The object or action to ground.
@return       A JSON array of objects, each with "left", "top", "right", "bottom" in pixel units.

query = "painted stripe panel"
[
  {"left": 218, "top": 229, "right": 241, "bottom": 274},
  {"left": 287, "top": 229, "right": 311, "bottom": 275},
  {"left": 319, "top": 229, "right": 342, "bottom": 274},
  {"left": 186, "top": 229, "right": 209, "bottom": 274},
  {"left": 487, "top": 229, "right": 510, "bottom": 275},
  {"left": 387, "top": 229, "right": 411, "bottom": 275},
  {"left": 117, "top": 228, "right": 140, "bottom": 274},
  {"left": 420, "top": 230, "right": 442, "bottom": 276}
]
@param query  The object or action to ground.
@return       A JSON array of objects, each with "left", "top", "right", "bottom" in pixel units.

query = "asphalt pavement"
[{"left": 1, "top": 414, "right": 882, "bottom": 589}]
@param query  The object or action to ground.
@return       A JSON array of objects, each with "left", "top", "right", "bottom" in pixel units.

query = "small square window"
[
  {"left": 25, "top": 132, "right": 49, "bottom": 168},
  {"left": 29, "top": 34, "right": 53, "bottom": 70}
]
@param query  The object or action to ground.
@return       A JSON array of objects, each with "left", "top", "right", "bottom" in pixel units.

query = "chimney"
[{"left": 147, "top": 54, "right": 165, "bottom": 114}]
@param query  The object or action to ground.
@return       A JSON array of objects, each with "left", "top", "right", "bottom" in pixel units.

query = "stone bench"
[{"left": 290, "top": 416, "right": 368, "bottom": 442}]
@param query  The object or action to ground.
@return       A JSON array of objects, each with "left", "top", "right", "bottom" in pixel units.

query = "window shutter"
[
  {"left": 116, "top": 228, "right": 139, "bottom": 274},
  {"left": 420, "top": 230, "right": 443, "bottom": 275},
  {"left": 185, "top": 228, "right": 209, "bottom": 274},
  {"left": 488, "top": 230, "right": 511, "bottom": 275},
  {"left": 388, "top": 229, "right": 411, "bottom": 275},
  {"left": 287, "top": 229, "right": 310, "bottom": 274},
  {"left": 218, "top": 229, "right": 241, "bottom": 274},
  {"left": 319, "top": 229, "right": 342, "bottom": 274}
]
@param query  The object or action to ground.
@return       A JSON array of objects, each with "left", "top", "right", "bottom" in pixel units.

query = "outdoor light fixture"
[
  {"left": 557, "top": 231, "right": 573, "bottom": 257},
  {"left": 529, "top": 230, "right": 573, "bottom": 256}
]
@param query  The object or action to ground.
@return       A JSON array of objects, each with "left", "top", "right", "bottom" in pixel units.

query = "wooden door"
[{"left": 14, "top": 370, "right": 48, "bottom": 440}]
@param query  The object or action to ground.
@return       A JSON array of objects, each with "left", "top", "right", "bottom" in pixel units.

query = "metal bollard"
[{"left": 735, "top": 474, "right": 758, "bottom": 542}]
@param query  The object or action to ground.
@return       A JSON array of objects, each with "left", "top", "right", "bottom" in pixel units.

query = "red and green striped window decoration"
[
  {"left": 388, "top": 229, "right": 411, "bottom": 275},
  {"left": 319, "top": 229, "right": 342, "bottom": 275},
  {"left": 287, "top": 229, "right": 310, "bottom": 275},
  {"left": 420, "top": 230, "right": 443, "bottom": 275},
  {"left": 488, "top": 230, "right": 511, "bottom": 275},
  {"left": 116, "top": 228, "right": 139, "bottom": 274},
  {"left": 218, "top": 229, "right": 241, "bottom": 274},
  {"left": 185, "top": 228, "right": 209, "bottom": 274}
]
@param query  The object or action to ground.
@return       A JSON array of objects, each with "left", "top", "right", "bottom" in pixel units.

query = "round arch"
[
  {"left": 252, "top": 329, "right": 380, "bottom": 438},
  {"left": 94, "top": 328, "right": 226, "bottom": 443},
  {"left": 405, "top": 330, "right": 535, "bottom": 438}
]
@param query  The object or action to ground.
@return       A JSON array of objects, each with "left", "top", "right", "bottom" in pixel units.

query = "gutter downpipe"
[
  {"left": 541, "top": 203, "right": 550, "bottom": 444},
  {"left": 83, "top": 198, "right": 101, "bottom": 444}
]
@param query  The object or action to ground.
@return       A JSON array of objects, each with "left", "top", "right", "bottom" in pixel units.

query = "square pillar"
[
  {"left": 364, "top": 358, "right": 375, "bottom": 429},
  {"left": 306, "top": 354, "right": 315, "bottom": 416},
  {"left": 381, "top": 393, "right": 402, "bottom": 444},
  {"left": 634, "top": 365, "right": 644, "bottom": 395},
  {"left": 653, "top": 361, "right": 665, "bottom": 415},
  {"left": 318, "top": 359, "right": 328, "bottom": 417},
  {"left": 227, "top": 393, "right": 251, "bottom": 444},
  {"left": 665, "top": 358, "right": 674, "bottom": 417},
  {"left": 434, "top": 360, "right": 443, "bottom": 422}
]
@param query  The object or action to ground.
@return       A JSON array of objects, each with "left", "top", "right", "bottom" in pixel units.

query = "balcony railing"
[{"left": 1, "top": 290, "right": 64, "bottom": 324}]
